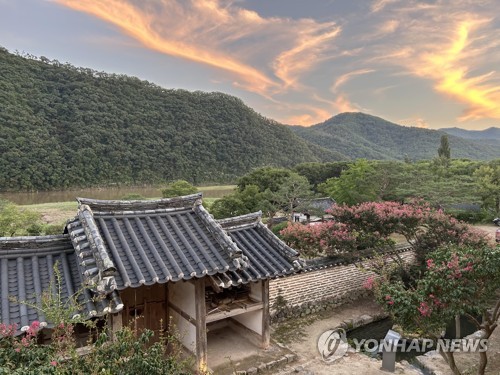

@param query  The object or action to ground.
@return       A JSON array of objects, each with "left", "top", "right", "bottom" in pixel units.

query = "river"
[{"left": 0, "top": 186, "right": 236, "bottom": 205}]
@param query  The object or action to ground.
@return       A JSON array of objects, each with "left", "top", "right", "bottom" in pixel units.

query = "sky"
[{"left": 1, "top": 0, "right": 500, "bottom": 130}]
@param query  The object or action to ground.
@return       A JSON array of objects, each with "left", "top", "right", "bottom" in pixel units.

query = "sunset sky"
[{"left": 1, "top": 0, "right": 500, "bottom": 130}]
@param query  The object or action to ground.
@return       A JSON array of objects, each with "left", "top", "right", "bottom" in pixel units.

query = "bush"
[{"left": 161, "top": 180, "right": 198, "bottom": 198}]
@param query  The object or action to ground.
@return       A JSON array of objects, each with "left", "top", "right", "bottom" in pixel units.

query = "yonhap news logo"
[
  {"left": 317, "top": 328, "right": 488, "bottom": 364},
  {"left": 317, "top": 328, "right": 349, "bottom": 363}
]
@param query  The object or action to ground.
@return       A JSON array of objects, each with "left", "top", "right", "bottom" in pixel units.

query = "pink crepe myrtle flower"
[
  {"left": 418, "top": 302, "right": 432, "bottom": 317},
  {"left": 363, "top": 276, "right": 375, "bottom": 290}
]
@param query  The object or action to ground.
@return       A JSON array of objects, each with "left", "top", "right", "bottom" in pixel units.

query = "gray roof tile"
[
  {"left": 216, "top": 212, "right": 304, "bottom": 287},
  {"left": 0, "top": 235, "right": 120, "bottom": 335}
]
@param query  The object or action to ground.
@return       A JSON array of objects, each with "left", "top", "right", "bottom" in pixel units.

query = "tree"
[
  {"left": 236, "top": 167, "right": 292, "bottom": 193},
  {"left": 209, "top": 196, "right": 249, "bottom": 219},
  {"left": 435, "top": 134, "right": 451, "bottom": 169},
  {"left": 319, "top": 159, "right": 380, "bottom": 205},
  {"left": 473, "top": 161, "right": 500, "bottom": 216},
  {"left": 371, "top": 244, "right": 500, "bottom": 375},
  {"left": 438, "top": 134, "right": 451, "bottom": 159},
  {"left": 0, "top": 200, "right": 42, "bottom": 237},
  {"left": 161, "top": 180, "right": 198, "bottom": 198},
  {"left": 264, "top": 173, "right": 312, "bottom": 221}
]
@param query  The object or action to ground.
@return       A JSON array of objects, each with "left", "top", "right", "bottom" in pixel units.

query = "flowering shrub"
[
  {"left": 371, "top": 244, "right": 500, "bottom": 375},
  {"left": 280, "top": 221, "right": 357, "bottom": 257},
  {"left": 281, "top": 200, "right": 491, "bottom": 262}
]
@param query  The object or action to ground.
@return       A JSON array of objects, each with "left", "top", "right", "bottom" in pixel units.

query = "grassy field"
[{"left": 22, "top": 185, "right": 234, "bottom": 225}]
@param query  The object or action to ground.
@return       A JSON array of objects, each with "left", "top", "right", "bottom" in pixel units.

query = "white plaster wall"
[
  {"left": 169, "top": 281, "right": 196, "bottom": 317},
  {"left": 232, "top": 309, "right": 262, "bottom": 335},
  {"left": 170, "top": 310, "right": 196, "bottom": 352},
  {"left": 249, "top": 281, "right": 262, "bottom": 301},
  {"left": 168, "top": 281, "right": 196, "bottom": 352}
]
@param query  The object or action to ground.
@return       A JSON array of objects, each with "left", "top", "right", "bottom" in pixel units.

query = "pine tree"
[{"left": 438, "top": 134, "right": 451, "bottom": 159}]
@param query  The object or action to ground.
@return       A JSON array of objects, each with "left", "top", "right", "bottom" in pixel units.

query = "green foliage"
[
  {"left": 209, "top": 168, "right": 313, "bottom": 220},
  {"left": 161, "top": 180, "right": 198, "bottom": 198},
  {"left": 270, "top": 221, "right": 289, "bottom": 237},
  {"left": 438, "top": 134, "right": 451, "bottom": 159},
  {"left": 0, "top": 199, "right": 42, "bottom": 236},
  {"left": 0, "top": 48, "right": 338, "bottom": 192},
  {"left": 319, "top": 159, "right": 379, "bottom": 205},
  {"left": 237, "top": 167, "right": 292, "bottom": 193},
  {"left": 293, "top": 162, "right": 349, "bottom": 192},
  {"left": 209, "top": 195, "right": 249, "bottom": 219},
  {"left": 291, "top": 112, "right": 499, "bottom": 160},
  {"left": 473, "top": 160, "right": 500, "bottom": 216}
]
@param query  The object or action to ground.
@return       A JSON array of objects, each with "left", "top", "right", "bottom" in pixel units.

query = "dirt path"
[{"left": 272, "top": 299, "right": 423, "bottom": 375}]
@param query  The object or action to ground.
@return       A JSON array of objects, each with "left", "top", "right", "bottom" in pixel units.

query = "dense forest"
[
  {"left": 291, "top": 112, "right": 500, "bottom": 160},
  {"left": 0, "top": 47, "right": 342, "bottom": 191},
  {"left": 2, "top": 47, "right": 498, "bottom": 192}
]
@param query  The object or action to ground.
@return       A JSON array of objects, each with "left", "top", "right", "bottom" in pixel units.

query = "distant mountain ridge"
[
  {"left": 439, "top": 127, "right": 500, "bottom": 147},
  {"left": 291, "top": 113, "right": 500, "bottom": 160}
]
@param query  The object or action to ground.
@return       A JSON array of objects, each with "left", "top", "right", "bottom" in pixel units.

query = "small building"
[
  {"left": 292, "top": 197, "right": 335, "bottom": 224},
  {"left": 0, "top": 194, "right": 303, "bottom": 371}
]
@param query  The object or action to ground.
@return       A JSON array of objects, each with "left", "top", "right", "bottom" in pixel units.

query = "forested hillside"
[
  {"left": 0, "top": 48, "right": 341, "bottom": 191},
  {"left": 291, "top": 113, "right": 500, "bottom": 160},
  {"left": 440, "top": 127, "right": 500, "bottom": 147}
]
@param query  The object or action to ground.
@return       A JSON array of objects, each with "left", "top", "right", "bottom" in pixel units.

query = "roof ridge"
[
  {"left": 0, "top": 234, "right": 71, "bottom": 251},
  {"left": 77, "top": 193, "right": 203, "bottom": 212},
  {"left": 77, "top": 205, "right": 116, "bottom": 276},
  {"left": 218, "top": 211, "right": 262, "bottom": 230},
  {"left": 192, "top": 203, "right": 249, "bottom": 269}
]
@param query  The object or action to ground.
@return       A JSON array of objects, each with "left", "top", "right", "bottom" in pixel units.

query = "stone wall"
[{"left": 269, "top": 248, "right": 415, "bottom": 322}]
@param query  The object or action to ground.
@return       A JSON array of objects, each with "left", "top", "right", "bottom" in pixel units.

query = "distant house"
[
  {"left": 0, "top": 194, "right": 303, "bottom": 371},
  {"left": 291, "top": 197, "right": 335, "bottom": 224}
]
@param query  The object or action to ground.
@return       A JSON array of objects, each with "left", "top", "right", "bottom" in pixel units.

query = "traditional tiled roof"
[
  {"left": 1, "top": 194, "right": 303, "bottom": 334},
  {"left": 67, "top": 194, "right": 248, "bottom": 292},
  {"left": 0, "top": 235, "right": 121, "bottom": 335},
  {"left": 298, "top": 197, "right": 335, "bottom": 213},
  {"left": 213, "top": 212, "right": 304, "bottom": 287}
]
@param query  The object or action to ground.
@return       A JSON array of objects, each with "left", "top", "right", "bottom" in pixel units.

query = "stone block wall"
[{"left": 269, "top": 249, "right": 415, "bottom": 322}]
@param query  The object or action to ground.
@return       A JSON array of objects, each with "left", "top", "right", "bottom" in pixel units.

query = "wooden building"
[{"left": 0, "top": 194, "right": 303, "bottom": 371}]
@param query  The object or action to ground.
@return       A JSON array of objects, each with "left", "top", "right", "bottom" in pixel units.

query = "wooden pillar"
[
  {"left": 195, "top": 278, "right": 208, "bottom": 372},
  {"left": 109, "top": 312, "right": 123, "bottom": 342},
  {"left": 262, "top": 279, "right": 270, "bottom": 349}
]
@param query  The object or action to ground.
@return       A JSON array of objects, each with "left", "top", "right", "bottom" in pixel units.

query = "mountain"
[
  {"left": 0, "top": 47, "right": 343, "bottom": 191},
  {"left": 291, "top": 113, "right": 500, "bottom": 161},
  {"left": 439, "top": 127, "right": 500, "bottom": 147}
]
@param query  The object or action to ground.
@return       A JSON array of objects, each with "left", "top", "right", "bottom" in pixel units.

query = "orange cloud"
[
  {"left": 411, "top": 18, "right": 500, "bottom": 121},
  {"left": 274, "top": 25, "right": 341, "bottom": 89},
  {"left": 371, "top": 0, "right": 399, "bottom": 13},
  {"left": 331, "top": 69, "right": 375, "bottom": 93},
  {"left": 398, "top": 117, "right": 429, "bottom": 128},
  {"left": 56, "top": 0, "right": 277, "bottom": 95}
]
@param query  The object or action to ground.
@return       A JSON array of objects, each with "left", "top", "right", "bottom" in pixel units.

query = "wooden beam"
[
  {"left": 109, "top": 312, "right": 123, "bottom": 342},
  {"left": 261, "top": 279, "right": 270, "bottom": 349},
  {"left": 205, "top": 301, "right": 263, "bottom": 323},
  {"left": 168, "top": 301, "right": 197, "bottom": 326},
  {"left": 195, "top": 278, "right": 208, "bottom": 373}
]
